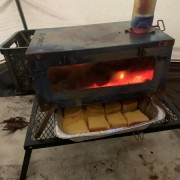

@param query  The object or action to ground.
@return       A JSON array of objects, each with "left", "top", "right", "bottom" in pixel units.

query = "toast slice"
[
  {"left": 86, "top": 103, "right": 104, "bottom": 116},
  {"left": 63, "top": 119, "right": 89, "bottom": 134},
  {"left": 64, "top": 106, "right": 82, "bottom": 118},
  {"left": 88, "top": 115, "right": 110, "bottom": 132},
  {"left": 123, "top": 110, "right": 149, "bottom": 126},
  {"left": 122, "top": 100, "right": 138, "bottom": 112},
  {"left": 104, "top": 102, "right": 121, "bottom": 114},
  {"left": 106, "top": 112, "right": 127, "bottom": 128}
]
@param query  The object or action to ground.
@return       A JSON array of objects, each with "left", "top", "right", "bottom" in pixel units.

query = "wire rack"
[
  {"left": 30, "top": 98, "right": 55, "bottom": 140},
  {"left": 29, "top": 97, "right": 179, "bottom": 141},
  {"left": 157, "top": 98, "right": 179, "bottom": 123},
  {"left": 8, "top": 53, "right": 32, "bottom": 90}
]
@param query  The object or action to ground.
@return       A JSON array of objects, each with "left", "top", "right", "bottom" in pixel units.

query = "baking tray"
[{"left": 54, "top": 97, "right": 165, "bottom": 142}]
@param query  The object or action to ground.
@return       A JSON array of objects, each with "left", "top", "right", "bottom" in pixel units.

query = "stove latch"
[{"left": 153, "top": 20, "right": 166, "bottom": 32}]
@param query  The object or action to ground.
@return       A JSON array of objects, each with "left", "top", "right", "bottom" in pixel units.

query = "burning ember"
[
  {"left": 48, "top": 57, "right": 155, "bottom": 91},
  {"left": 90, "top": 69, "right": 154, "bottom": 88}
]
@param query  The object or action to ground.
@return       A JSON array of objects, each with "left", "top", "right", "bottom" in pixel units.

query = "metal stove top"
[{"left": 26, "top": 21, "right": 174, "bottom": 55}]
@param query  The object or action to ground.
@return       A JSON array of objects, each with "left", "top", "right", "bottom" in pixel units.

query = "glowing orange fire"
[{"left": 90, "top": 69, "right": 154, "bottom": 88}]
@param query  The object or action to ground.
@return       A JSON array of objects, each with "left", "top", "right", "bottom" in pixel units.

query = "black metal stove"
[{"left": 26, "top": 21, "right": 174, "bottom": 109}]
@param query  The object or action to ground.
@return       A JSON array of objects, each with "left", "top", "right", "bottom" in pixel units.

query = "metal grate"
[
  {"left": 30, "top": 98, "right": 55, "bottom": 140},
  {"left": 160, "top": 98, "right": 179, "bottom": 123},
  {"left": 29, "top": 97, "right": 179, "bottom": 141}
]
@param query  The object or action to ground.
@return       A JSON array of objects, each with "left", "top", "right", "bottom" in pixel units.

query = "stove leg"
[{"left": 20, "top": 148, "right": 32, "bottom": 180}]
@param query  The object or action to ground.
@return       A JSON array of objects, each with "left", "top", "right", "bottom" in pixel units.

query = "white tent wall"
[{"left": 0, "top": 0, "right": 180, "bottom": 59}]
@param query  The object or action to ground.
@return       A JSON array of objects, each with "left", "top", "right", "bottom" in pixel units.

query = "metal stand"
[
  {"left": 19, "top": 95, "right": 180, "bottom": 179},
  {"left": 15, "top": 0, "right": 28, "bottom": 30},
  {"left": 20, "top": 148, "right": 32, "bottom": 180}
]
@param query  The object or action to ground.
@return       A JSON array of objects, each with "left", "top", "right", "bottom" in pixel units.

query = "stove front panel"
[
  {"left": 27, "top": 47, "right": 173, "bottom": 108},
  {"left": 26, "top": 21, "right": 174, "bottom": 108}
]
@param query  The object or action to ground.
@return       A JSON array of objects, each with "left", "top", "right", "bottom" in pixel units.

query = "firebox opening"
[{"left": 47, "top": 57, "right": 155, "bottom": 92}]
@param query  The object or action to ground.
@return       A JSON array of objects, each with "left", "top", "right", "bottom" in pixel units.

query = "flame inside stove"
[
  {"left": 90, "top": 68, "right": 154, "bottom": 88},
  {"left": 48, "top": 56, "right": 155, "bottom": 91}
]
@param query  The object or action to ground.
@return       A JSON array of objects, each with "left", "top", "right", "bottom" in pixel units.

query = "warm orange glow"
[
  {"left": 113, "top": 71, "right": 126, "bottom": 81},
  {"left": 119, "top": 72, "right": 125, "bottom": 79},
  {"left": 48, "top": 57, "right": 156, "bottom": 91},
  {"left": 90, "top": 69, "right": 154, "bottom": 88}
]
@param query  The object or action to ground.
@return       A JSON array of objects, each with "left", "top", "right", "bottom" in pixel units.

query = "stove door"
[
  {"left": 47, "top": 57, "right": 155, "bottom": 92},
  {"left": 27, "top": 49, "right": 171, "bottom": 108}
]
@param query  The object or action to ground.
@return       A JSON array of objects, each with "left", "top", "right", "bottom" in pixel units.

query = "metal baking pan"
[{"left": 54, "top": 97, "right": 165, "bottom": 142}]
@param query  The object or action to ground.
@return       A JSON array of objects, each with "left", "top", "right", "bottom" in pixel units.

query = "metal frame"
[
  {"left": 15, "top": 0, "right": 28, "bottom": 30},
  {"left": 20, "top": 95, "right": 180, "bottom": 179}
]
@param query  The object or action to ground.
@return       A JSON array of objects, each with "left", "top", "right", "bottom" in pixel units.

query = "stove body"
[{"left": 26, "top": 21, "right": 174, "bottom": 108}]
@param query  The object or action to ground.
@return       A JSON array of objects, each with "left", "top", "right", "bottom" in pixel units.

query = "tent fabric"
[{"left": 0, "top": 0, "right": 180, "bottom": 60}]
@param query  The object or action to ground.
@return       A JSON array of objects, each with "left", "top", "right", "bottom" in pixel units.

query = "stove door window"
[{"left": 47, "top": 57, "right": 155, "bottom": 92}]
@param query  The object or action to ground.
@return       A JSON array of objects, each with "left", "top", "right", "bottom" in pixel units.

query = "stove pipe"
[{"left": 131, "top": 0, "right": 157, "bottom": 34}]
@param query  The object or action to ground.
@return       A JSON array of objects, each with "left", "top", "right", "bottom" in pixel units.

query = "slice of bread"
[
  {"left": 86, "top": 104, "right": 104, "bottom": 116},
  {"left": 104, "top": 102, "right": 121, "bottom": 114},
  {"left": 88, "top": 115, "right": 110, "bottom": 132},
  {"left": 63, "top": 119, "right": 89, "bottom": 134},
  {"left": 122, "top": 100, "right": 138, "bottom": 112},
  {"left": 63, "top": 115, "right": 81, "bottom": 128},
  {"left": 123, "top": 110, "right": 149, "bottom": 126},
  {"left": 106, "top": 112, "right": 127, "bottom": 128},
  {"left": 64, "top": 106, "right": 82, "bottom": 118}
]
